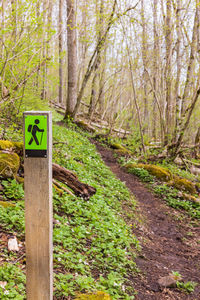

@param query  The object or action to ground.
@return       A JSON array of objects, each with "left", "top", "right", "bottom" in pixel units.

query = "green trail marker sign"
[{"left": 24, "top": 114, "right": 47, "bottom": 157}]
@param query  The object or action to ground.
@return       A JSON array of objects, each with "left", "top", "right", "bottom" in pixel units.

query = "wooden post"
[{"left": 23, "top": 111, "right": 53, "bottom": 300}]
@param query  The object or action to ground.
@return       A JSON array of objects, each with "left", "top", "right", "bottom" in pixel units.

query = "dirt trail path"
[{"left": 95, "top": 142, "right": 200, "bottom": 300}]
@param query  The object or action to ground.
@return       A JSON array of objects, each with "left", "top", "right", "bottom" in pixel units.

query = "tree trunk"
[
  {"left": 172, "top": 0, "right": 181, "bottom": 143},
  {"left": 46, "top": 0, "right": 53, "bottom": 100},
  {"left": 77, "top": 0, "right": 88, "bottom": 92},
  {"left": 181, "top": 8, "right": 198, "bottom": 116},
  {"left": 194, "top": 127, "right": 200, "bottom": 158},
  {"left": 64, "top": 0, "right": 77, "bottom": 118},
  {"left": 152, "top": 0, "right": 159, "bottom": 140},
  {"left": 41, "top": 0, "right": 48, "bottom": 100},
  {"left": 58, "top": 0, "right": 64, "bottom": 104},
  {"left": 169, "top": 86, "right": 200, "bottom": 159},
  {"left": 1, "top": 0, "right": 5, "bottom": 54},
  {"left": 98, "top": 48, "right": 106, "bottom": 116},
  {"left": 88, "top": 0, "right": 104, "bottom": 121},
  {"left": 88, "top": 72, "right": 98, "bottom": 119},
  {"left": 164, "top": 0, "right": 173, "bottom": 145},
  {"left": 197, "top": 0, "right": 200, "bottom": 53},
  {"left": 11, "top": 0, "right": 17, "bottom": 42},
  {"left": 141, "top": 0, "right": 148, "bottom": 135},
  {"left": 35, "top": 1, "right": 41, "bottom": 90}
]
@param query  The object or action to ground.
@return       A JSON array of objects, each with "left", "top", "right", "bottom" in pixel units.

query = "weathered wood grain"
[{"left": 24, "top": 111, "right": 53, "bottom": 300}]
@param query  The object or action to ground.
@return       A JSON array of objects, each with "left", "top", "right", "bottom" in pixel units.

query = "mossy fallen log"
[
  {"left": 168, "top": 176, "right": 197, "bottom": 194},
  {"left": 125, "top": 163, "right": 172, "bottom": 182},
  {"left": 53, "top": 163, "right": 96, "bottom": 199},
  {"left": 75, "top": 120, "right": 96, "bottom": 133},
  {"left": 125, "top": 163, "right": 198, "bottom": 194},
  {"left": 110, "top": 142, "right": 125, "bottom": 150},
  {"left": 110, "top": 143, "right": 132, "bottom": 156},
  {"left": 115, "top": 148, "right": 132, "bottom": 156}
]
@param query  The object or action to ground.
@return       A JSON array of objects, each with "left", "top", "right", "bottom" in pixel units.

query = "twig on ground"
[{"left": 53, "top": 179, "right": 75, "bottom": 197}]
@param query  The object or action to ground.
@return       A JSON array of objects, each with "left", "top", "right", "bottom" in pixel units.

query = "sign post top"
[
  {"left": 23, "top": 111, "right": 52, "bottom": 115},
  {"left": 23, "top": 111, "right": 52, "bottom": 158}
]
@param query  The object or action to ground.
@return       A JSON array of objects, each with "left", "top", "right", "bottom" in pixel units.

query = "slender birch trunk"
[
  {"left": 98, "top": 48, "right": 106, "bottom": 116},
  {"left": 11, "top": 0, "right": 17, "bottom": 42},
  {"left": 164, "top": 0, "right": 173, "bottom": 145},
  {"left": 77, "top": 0, "right": 88, "bottom": 92},
  {"left": 152, "top": 0, "right": 159, "bottom": 140},
  {"left": 46, "top": 0, "right": 53, "bottom": 100},
  {"left": 141, "top": 0, "right": 148, "bottom": 135},
  {"left": 181, "top": 8, "right": 198, "bottom": 116},
  {"left": 172, "top": 0, "right": 181, "bottom": 143},
  {"left": 88, "top": 0, "right": 104, "bottom": 120},
  {"left": 58, "top": 0, "right": 64, "bottom": 104},
  {"left": 65, "top": 0, "right": 77, "bottom": 118},
  {"left": 41, "top": 0, "right": 48, "bottom": 100},
  {"left": 36, "top": 1, "right": 41, "bottom": 89},
  {"left": 1, "top": 0, "right": 5, "bottom": 52}
]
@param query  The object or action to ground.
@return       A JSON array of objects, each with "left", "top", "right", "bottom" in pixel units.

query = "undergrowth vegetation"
[
  {"left": 125, "top": 164, "right": 200, "bottom": 222},
  {"left": 0, "top": 119, "right": 139, "bottom": 299},
  {"left": 127, "top": 168, "right": 154, "bottom": 183},
  {"left": 153, "top": 184, "right": 200, "bottom": 220}
]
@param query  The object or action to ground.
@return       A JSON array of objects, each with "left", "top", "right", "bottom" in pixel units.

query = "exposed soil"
[{"left": 94, "top": 142, "right": 200, "bottom": 300}]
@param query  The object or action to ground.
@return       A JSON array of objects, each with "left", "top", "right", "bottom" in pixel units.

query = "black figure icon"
[{"left": 28, "top": 119, "right": 44, "bottom": 145}]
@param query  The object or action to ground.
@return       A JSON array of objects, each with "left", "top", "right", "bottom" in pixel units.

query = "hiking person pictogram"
[{"left": 28, "top": 119, "right": 44, "bottom": 146}]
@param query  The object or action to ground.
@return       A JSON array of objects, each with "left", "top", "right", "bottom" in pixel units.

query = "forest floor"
[{"left": 94, "top": 141, "right": 200, "bottom": 300}]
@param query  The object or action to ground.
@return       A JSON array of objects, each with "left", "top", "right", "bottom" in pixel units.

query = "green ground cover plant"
[
  {"left": 0, "top": 202, "right": 25, "bottom": 232},
  {"left": 176, "top": 280, "right": 198, "bottom": 293},
  {"left": 171, "top": 271, "right": 197, "bottom": 294},
  {"left": 127, "top": 167, "right": 154, "bottom": 183},
  {"left": 120, "top": 158, "right": 200, "bottom": 221},
  {"left": 153, "top": 184, "right": 200, "bottom": 220},
  {"left": 0, "top": 263, "right": 26, "bottom": 299},
  {"left": 0, "top": 119, "right": 139, "bottom": 299},
  {"left": 1, "top": 179, "right": 24, "bottom": 200},
  {"left": 157, "top": 181, "right": 200, "bottom": 220}
]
